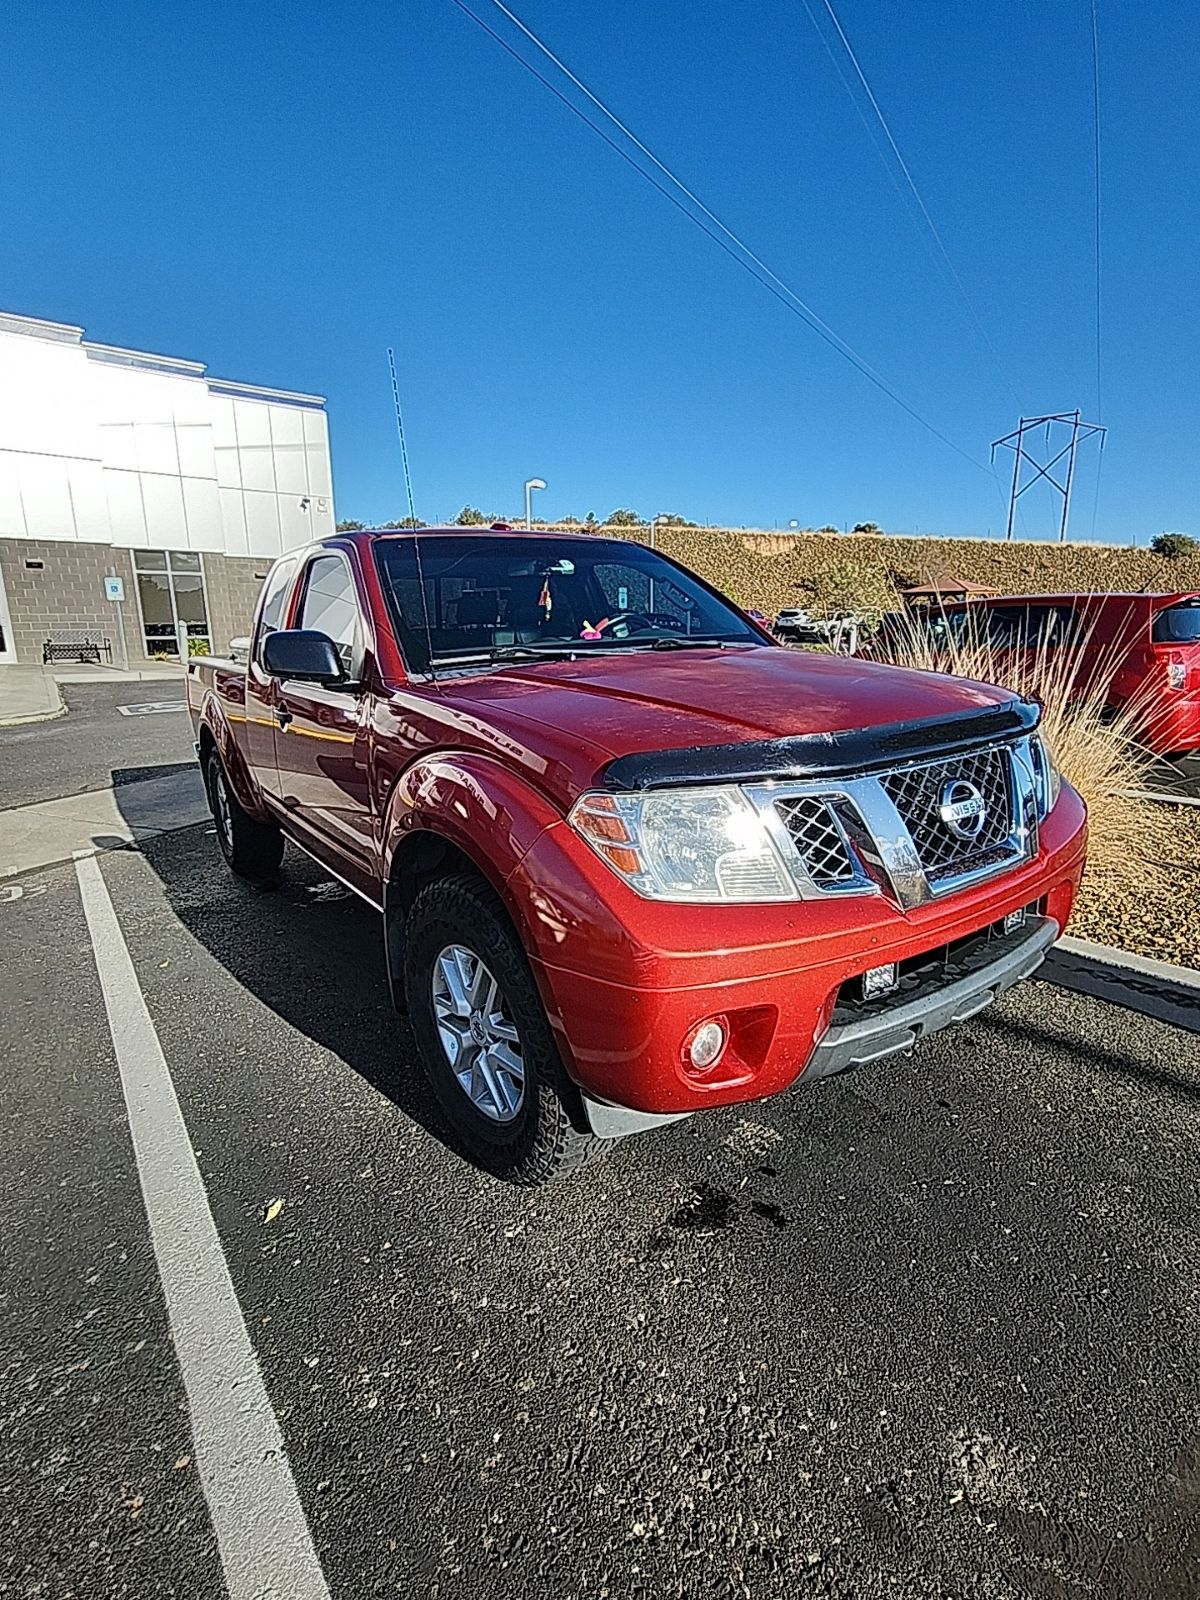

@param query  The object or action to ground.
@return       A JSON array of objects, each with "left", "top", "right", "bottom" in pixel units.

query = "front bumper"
[
  {"left": 507, "top": 781, "right": 1087, "bottom": 1118},
  {"left": 804, "top": 913, "right": 1057, "bottom": 1080}
]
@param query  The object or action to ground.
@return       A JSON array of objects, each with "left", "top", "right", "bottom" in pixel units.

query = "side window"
[
  {"left": 256, "top": 557, "right": 297, "bottom": 650},
  {"left": 593, "top": 561, "right": 695, "bottom": 632},
  {"left": 298, "top": 555, "right": 362, "bottom": 676}
]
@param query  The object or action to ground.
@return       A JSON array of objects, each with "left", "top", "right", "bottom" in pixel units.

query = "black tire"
[
  {"left": 404, "top": 874, "right": 609, "bottom": 1186},
  {"left": 205, "top": 749, "right": 284, "bottom": 882}
]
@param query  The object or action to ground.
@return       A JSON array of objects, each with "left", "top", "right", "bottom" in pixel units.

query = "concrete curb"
[
  {"left": 1116, "top": 787, "right": 1200, "bottom": 809},
  {"left": 1043, "top": 934, "right": 1200, "bottom": 1034},
  {"left": 0, "top": 685, "right": 67, "bottom": 727}
]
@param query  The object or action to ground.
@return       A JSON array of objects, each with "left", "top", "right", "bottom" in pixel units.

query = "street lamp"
[{"left": 524, "top": 477, "right": 547, "bottom": 529}]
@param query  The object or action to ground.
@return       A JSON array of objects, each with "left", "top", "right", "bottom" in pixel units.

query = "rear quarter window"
[
  {"left": 255, "top": 557, "right": 298, "bottom": 653},
  {"left": 1152, "top": 600, "right": 1200, "bottom": 644}
]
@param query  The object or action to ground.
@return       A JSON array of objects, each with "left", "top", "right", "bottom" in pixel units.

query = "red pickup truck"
[{"left": 187, "top": 527, "right": 1087, "bottom": 1184}]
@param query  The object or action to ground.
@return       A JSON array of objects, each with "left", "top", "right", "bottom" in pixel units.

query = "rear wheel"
[
  {"left": 404, "top": 874, "right": 609, "bottom": 1185},
  {"left": 205, "top": 750, "right": 284, "bottom": 881}
]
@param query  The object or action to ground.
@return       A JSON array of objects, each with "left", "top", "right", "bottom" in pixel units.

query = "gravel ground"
[{"left": 1070, "top": 802, "right": 1200, "bottom": 970}]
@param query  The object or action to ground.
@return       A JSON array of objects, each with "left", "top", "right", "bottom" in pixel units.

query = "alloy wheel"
[{"left": 431, "top": 944, "right": 526, "bottom": 1123}]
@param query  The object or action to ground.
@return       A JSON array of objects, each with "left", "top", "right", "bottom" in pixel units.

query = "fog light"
[
  {"left": 1004, "top": 907, "right": 1027, "bottom": 935},
  {"left": 685, "top": 1019, "right": 728, "bottom": 1072},
  {"left": 862, "top": 962, "right": 899, "bottom": 1001}
]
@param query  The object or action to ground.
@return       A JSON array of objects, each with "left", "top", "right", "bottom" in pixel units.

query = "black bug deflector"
[{"left": 602, "top": 698, "right": 1041, "bottom": 791}]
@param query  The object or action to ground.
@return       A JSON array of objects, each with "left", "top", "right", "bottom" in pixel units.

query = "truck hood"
[{"left": 434, "top": 646, "right": 1014, "bottom": 807}]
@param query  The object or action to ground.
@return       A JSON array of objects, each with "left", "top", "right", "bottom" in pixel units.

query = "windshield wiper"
[
  {"left": 488, "top": 643, "right": 599, "bottom": 662},
  {"left": 648, "top": 635, "right": 734, "bottom": 650}
]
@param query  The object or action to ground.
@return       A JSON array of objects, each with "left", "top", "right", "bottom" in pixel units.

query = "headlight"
[
  {"left": 1031, "top": 733, "right": 1062, "bottom": 819},
  {"left": 569, "top": 786, "right": 798, "bottom": 902}
]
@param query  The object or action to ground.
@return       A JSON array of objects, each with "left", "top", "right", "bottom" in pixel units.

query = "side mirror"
[{"left": 261, "top": 628, "right": 346, "bottom": 683}]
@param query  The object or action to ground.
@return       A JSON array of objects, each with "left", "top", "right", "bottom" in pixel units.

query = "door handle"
[{"left": 276, "top": 706, "right": 293, "bottom": 729}]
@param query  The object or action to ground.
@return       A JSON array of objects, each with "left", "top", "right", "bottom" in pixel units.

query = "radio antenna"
[{"left": 387, "top": 347, "right": 437, "bottom": 678}]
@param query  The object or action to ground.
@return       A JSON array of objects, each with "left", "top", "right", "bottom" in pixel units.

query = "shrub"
[
  {"left": 608, "top": 509, "right": 642, "bottom": 526},
  {"left": 1150, "top": 532, "right": 1198, "bottom": 559},
  {"left": 872, "top": 608, "right": 1162, "bottom": 903},
  {"left": 796, "top": 556, "right": 895, "bottom": 622},
  {"left": 454, "top": 505, "right": 487, "bottom": 526},
  {"left": 852, "top": 521, "right": 883, "bottom": 535}
]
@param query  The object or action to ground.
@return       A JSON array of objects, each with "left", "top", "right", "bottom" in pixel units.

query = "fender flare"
[
  {"left": 195, "top": 690, "right": 267, "bottom": 820},
  {"left": 379, "top": 752, "right": 566, "bottom": 1007}
]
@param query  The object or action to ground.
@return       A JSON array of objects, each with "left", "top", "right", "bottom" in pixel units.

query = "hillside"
[{"left": 593, "top": 526, "right": 1200, "bottom": 617}]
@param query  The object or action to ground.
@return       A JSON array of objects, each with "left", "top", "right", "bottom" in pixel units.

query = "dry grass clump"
[{"left": 873, "top": 608, "right": 1163, "bottom": 905}]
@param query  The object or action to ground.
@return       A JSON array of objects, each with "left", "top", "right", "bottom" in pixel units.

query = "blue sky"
[{"left": 2, "top": 1, "right": 1196, "bottom": 541}]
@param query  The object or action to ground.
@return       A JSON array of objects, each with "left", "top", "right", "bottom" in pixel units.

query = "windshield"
[
  {"left": 372, "top": 534, "right": 766, "bottom": 673},
  {"left": 1152, "top": 599, "right": 1200, "bottom": 644}
]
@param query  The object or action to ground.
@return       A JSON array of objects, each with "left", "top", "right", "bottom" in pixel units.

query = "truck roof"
[{"left": 349, "top": 524, "right": 605, "bottom": 542}]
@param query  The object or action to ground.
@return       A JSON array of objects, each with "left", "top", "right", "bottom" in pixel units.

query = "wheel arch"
[
  {"left": 198, "top": 697, "right": 265, "bottom": 818},
  {"left": 379, "top": 753, "right": 563, "bottom": 1013}
]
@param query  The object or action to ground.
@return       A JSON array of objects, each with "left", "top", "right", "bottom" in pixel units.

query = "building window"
[{"left": 133, "top": 549, "right": 211, "bottom": 658}]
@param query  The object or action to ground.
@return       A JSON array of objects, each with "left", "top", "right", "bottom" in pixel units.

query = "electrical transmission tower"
[{"left": 991, "top": 411, "right": 1106, "bottom": 542}]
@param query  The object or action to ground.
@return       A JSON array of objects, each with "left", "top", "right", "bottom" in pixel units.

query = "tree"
[
  {"left": 584, "top": 512, "right": 598, "bottom": 526},
  {"left": 656, "top": 513, "right": 696, "bottom": 527},
  {"left": 608, "top": 509, "right": 642, "bottom": 526},
  {"left": 1151, "top": 531, "right": 1198, "bottom": 559},
  {"left": 559, "top": 514, "right": 580, "bottom": 525},
  {"left": 382, "top": 517, "right": 423, "bottom": 529},
  {"left": 336, "top": 519, "right": 365, "bottom": 531},
  {"left": 852, "top": 521, "right": 883, "bottom": 536},
  {"left": 454, "top": 506, "right": 487, "bottom": 526},
  {"left": 818, "top": 524, "right": 840, "bottom": 535},
  {"left": 798, "top": 556, "right": 896, "bottom": 624}
]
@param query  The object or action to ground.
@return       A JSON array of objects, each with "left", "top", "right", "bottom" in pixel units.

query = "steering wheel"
[{"left": 595, "top": 611, "right": 652, "bottom": 639}]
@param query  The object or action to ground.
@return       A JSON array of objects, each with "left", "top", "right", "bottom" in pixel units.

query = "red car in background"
[{"left": 886, "top": 593, "right": 1200, "bottom": 754}]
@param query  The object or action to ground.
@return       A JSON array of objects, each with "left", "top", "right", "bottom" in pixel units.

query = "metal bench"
[{"left": 42, "top": 630, "right": 113, "bottom": 666}]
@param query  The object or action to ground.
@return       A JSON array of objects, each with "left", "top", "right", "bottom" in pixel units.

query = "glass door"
[
  {"left": 133, "top": 550, "right": 212, "bottom": 659},
  {"left": 0, "top": 560, "right": 15, "bottom": 663}
]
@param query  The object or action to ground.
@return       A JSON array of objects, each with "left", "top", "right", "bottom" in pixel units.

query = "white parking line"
[{"left": 73, "top": 852, "right": 330, "bottom": 1600}]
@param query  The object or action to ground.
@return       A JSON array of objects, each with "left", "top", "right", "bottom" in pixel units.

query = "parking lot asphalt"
[
  {"left": 0, "top": 682, "right": 194, "bottom": 812},
  {"left": 2, "top": 815, "right": 1198, "bottom": 1600}
]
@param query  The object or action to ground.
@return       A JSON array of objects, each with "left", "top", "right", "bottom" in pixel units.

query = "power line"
[
  {"left": 1089, "top": 0, "right": 1103, "bottom": 422},
  {"left": 801, "top": 0, "right": 1021, "bottom": 411},
  {"left": 447, "top": 0, "right": 991, "bottom": 474}
]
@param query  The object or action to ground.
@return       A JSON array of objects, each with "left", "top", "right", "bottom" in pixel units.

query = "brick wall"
[
  {"left": 203, "top": 553, "right": 273, "bottom": 656},
  {"left": 0, "top": 538, "right": 272, "bottom": 665},
  {"left": 0, "top": 539, "right": 137, "bottom": 665}
]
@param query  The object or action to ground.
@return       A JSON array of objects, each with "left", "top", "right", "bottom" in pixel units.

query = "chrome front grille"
[
  {"left": 774, "top": 795, "right": 856, "bottom": 885},
  {"left": 880, "top": 746, "right": 1014, "bottom": 883},
  {"left": 746, "top": 734, "right": 1038, "bottom": 909}
]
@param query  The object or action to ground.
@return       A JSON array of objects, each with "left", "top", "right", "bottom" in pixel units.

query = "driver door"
[{"left": 272, "top": 551, "right": 377, "bottom": 889}]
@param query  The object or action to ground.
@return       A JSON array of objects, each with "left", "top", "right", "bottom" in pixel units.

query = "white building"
[{"left": 0, "top": 310, "right": 336, "bottom": 665}]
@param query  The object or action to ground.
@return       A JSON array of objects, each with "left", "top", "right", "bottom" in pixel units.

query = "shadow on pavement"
[
  {"left": 112, "top": 770, "right": 467, "bottom": 1167},
  {"left": 990, "top": 1005, "right": 1200, "bottom": 1104}
]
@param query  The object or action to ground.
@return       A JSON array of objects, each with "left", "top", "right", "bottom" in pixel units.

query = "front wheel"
[
  {"left": 404, "top": 875, "right": 609, "bottom": 1185},
  {"left": 205, "top": 750, "right": 284, "bottom": 881}
]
